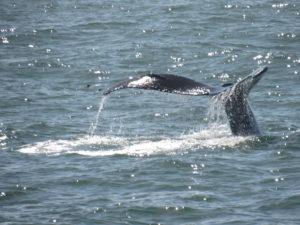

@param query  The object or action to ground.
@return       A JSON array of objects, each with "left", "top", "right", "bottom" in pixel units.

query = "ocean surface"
[{"left": 1, "top": 0, "right": 300, "bottom": 224}]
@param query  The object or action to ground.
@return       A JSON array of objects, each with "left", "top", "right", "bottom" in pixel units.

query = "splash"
[
  {"left": 18, "top": 126, "right": 251, "bottom": 157},
  {"left": 88, "top": 96, "right": 107, "bottom": 136}
]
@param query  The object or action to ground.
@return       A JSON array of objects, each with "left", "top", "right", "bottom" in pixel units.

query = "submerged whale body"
[{"left": 104, "top": 66, "right": 268, "bottom": 136}]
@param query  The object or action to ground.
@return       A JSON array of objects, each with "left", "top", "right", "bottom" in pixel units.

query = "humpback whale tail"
[
  {"left": 103, "top": 66, "right": 268, "bottom": 136},
  {"left": 219, "top": 66, "right": 267, "bottom": 136}
]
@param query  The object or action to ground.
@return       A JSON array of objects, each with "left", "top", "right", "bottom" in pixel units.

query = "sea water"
[{"left": 1, "top": 0, "right": 299, "bottom": 224}]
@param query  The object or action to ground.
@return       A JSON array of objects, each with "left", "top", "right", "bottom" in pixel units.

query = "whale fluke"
[
  {"left": 103, "top": 73, "right": 232, "bottom": 96},
  {"left": 220, "top": 66, "right": 268, "bottom": 136},
  {"left": 103, "top": 66, "right": 268, "bottom": 136}
]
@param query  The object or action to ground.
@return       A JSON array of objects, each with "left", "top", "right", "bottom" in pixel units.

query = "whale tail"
[
  {"left": 103, "top": 66, "right": 268, "bottom": 136},
  {"left": 220, "top": 66, "right": 268, "bottom": 136}
]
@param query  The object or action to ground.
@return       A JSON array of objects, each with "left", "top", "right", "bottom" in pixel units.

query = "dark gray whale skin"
[
  {"left": 219, "top": 67, "right": 267, "bottom": 135},
  {"left": 104, "top": 66, "right": 268, "bottom": 136}
]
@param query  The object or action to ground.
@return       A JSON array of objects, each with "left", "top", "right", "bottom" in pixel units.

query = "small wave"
[
  {"left": 18, "top": 125, "right": 251, "bottom": 157},
  {"left": 0, "top": 133, "right": 8, "bottom": 148},
  {"left": 0, "top": 134, "right": 7, "bottom": 142},
  {"left": 72, "top": 21, "right": 137, "bottom": 30}
]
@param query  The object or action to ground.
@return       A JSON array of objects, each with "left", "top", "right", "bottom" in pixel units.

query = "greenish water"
[{"left": 1, "top": 0, "right": 300, "bottom": 224}]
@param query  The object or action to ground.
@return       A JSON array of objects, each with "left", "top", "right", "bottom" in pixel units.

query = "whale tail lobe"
[
  {"left": 103, "top": 73, "right": 219, "bottom": 96},
  {"left": 220, "top": 66, "right": 268, "bottom": 136}
]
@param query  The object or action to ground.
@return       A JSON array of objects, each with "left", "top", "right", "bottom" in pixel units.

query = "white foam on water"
[
  {"left": 18, "top": 124, "right": 251, "bottom": 157},
  {"left": 18, "top": 136, "right": 128, "bottom": 155}
]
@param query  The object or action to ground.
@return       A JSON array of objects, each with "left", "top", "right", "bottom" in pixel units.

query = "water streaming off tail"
[
  {"left": 206, "top": 95, "right": 228, "bottom": 127},
  {"left": 88, "top": 96, "right": 107, "bottom": 136}
]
